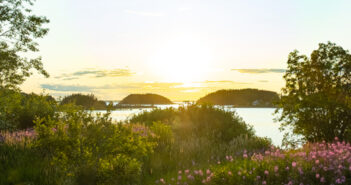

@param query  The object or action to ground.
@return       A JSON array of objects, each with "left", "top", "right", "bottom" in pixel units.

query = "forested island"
[
  {"left": 197, "top": 89, "right": 279, "bottom": 107},
  {"left": 60, "top": 93, "right": 107, "bottom": 110},
  {"left": 118, "top": 93, "right": 173, "bottom": 105}
]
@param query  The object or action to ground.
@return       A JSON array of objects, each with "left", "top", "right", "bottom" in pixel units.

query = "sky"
[{"left": 20, "top": 0, "right": 351, "bottom": 101}]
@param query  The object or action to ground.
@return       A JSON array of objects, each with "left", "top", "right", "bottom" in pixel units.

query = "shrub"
[
  {"left": 130, "top": 104, "right": 255, "bottom": 143},
  {"left": 130, "top": 104, "right": 271, "bottom": 182},
  {"left": 0, "top": 89, "right": 57, "bottom": 130},
  {"left": 34, "top": 108, "right": 155, "bottom": 185}
]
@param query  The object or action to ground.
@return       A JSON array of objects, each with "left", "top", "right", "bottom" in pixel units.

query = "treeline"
[
  {"left": 60, "top": 93, "right": 107, "bottom": 110},
  {"left": 197, "top": 89, "right": 279, "bottom": 107},
  {"left": 118, "top": 93, "right": 173, "bottom": 105}
]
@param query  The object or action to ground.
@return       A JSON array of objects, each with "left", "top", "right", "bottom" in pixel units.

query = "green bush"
[
  {"left": 130, "top": 104, "right": 271, "bottom": 183},
  {"left": 130, "top": 104, "right": 255, "bottom": 143},
  {"left": 0, "top": 89, "right": 57, "bottom": 130},
  {"left": 34, "top": 108, "right": 155, "bottom": 185}
]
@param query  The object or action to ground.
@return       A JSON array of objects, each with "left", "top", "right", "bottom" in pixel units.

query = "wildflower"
[
  {"left": 199, "top": 170, "right": 203, "bottom": 176},
  {"left": 178, "top": 176, "right": 182, "bottom": 180},
  {"left": 206, "top": 169, "right": 211, "bottom": 175},
  {"left": 185, "top": 169, "right": 190, "bottom": 174},
  {"left": 315, "top": 159, "right": 319, "bottom": 164},
  {"left": 274, "top": 166, "right": 279, "bottom": 172},
  {"left": 262, "top": 181, "right": 267, "bottom": 185},
  {"left": 292, "top": 162, "right": 297, "bottom": 167},
  {"left": 264, "top": 170, "right": 269, "bottom": 175},
  {"left": 228, "top": 171, "right": 232, "bottom": 176},
  {"left": 160, "top": 178, "right": 165, "bottom": 184},
  {"left": 243, "top": 153, "right": 248, "bottom": 158},
  {"left": 187, "top": 174, "right": 194, "bottom": 180},
  {"left": 320, "top": 177, "right": 325, "bottom": 183},
  {"left": 316, "top": 173, "right": 320, "bottom": 179}
]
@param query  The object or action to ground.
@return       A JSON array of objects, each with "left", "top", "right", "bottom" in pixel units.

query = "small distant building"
[{"left": 252, "top": 100, "right": 260, "bottom": 106}]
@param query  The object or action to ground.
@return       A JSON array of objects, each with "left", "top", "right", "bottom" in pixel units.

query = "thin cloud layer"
[
  {"left": 232, "top": 69, "right": 286, "bottom": 74},
  {"left": 41, "top": 84, "right": 94, "bottom": 92},
  {"left": 55, "top": 68, "right": 134, "bottom": 80}
]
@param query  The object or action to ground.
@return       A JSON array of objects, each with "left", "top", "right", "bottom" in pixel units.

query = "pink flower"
[
  {"left": 262, "top": 181, "right": 267, "bottom": 185},
  {"left": 264, "top": 170, "right": 269, "bottom": 175},
  {"left": 274, "top": 166, "right": 279, "bottom": 172},
  {"left": 316, "top": 173, "right": 320, "bottom": 179},
  {"left": 160, "top": 178, "right": 165, "bottom": 184},
  {"left": 228, "top": 171, "right": 232, "bottom": 176},
  {"left": 199, "top": 170, "right": 203, "bottom": 176},
  {"left": 320, "top": 177, "right": 325, "bottom": 183},
  {"left": 178, "top": 175, "right": 182, "bottom": 180},
  {"left": 187, "top": 174, "right": 194, "bottom": 180},
  {"left": 206, "top": 169, "right": 211, "bottom": 175},
  {"left": 315, "top": 160, "right": 319, "bottom": 164},
  {"left": 243, "top": 153, "right": 248, "bottom": 158},
  {"left": 292, "top": 162, "right": 297, "bottom": 167}
]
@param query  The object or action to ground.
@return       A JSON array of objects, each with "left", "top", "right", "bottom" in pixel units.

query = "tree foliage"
[
  {"left": 0, "top": 89, "right": 57, "bottom": 130},
  {"left": 60, "top": 93, "right": 107, "bottom": 110},
  {"left": 119, "top": 93, "right": 173, "bottom": 105},
  {"left": 0, "top": 0, "right": 49, "bottom": 89},
  {"left": 197, "top": 89, "right": 279, "bottom": 107},
  {"left": 276, "top": 42, "right": 351, "bottom": 146}
]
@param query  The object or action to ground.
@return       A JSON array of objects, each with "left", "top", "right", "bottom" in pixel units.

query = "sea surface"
[{"left": 95, "top": 104, "right": 283, "bottom": 146}]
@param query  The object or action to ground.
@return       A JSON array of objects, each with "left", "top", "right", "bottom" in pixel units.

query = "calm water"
[{"left": 95, "top": 106, "right": 283, "bottom": 146}]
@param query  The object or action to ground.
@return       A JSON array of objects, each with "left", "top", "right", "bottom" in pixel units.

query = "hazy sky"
[{"left": 21, "top": 0, "right": 351, "bottom": 101}]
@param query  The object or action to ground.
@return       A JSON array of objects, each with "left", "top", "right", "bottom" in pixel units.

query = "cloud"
[
  {"left": 41, "top": 84, "right": 94, "bottom": 92},
  {"left": 40, "top": 82, "right": 182, "bottom": 93},
  {"left": 258, "top": 80, "right": 269, "bottom": 83},
  {"left": 125, "top": 10, "right": 164, "bottom": 17},
  {"left": 231, "top": 68, "right": 286, "bottom": 74},
  {"left": 55, "top": 68, "right": 134, "bottom": 80}
]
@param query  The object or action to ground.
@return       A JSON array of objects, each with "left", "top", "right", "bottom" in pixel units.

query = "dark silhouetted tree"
[
  {"left": 276, "top": 42, "right": 351, "bottom": 146},
  {"left": 0, "top": 0, "right": 49, "bottom": 89}
]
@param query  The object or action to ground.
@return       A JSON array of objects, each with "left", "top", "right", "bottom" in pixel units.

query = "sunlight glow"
[{"left": 148, "top": 35, "right": 214, "bottom": 83}]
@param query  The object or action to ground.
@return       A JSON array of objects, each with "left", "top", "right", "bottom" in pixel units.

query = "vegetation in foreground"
[
  {"left": 157, "top": 138, "right": 351, "bottom": 185},
  {"left": 0, "top": 104, "right": 270, "bottom": 185}
]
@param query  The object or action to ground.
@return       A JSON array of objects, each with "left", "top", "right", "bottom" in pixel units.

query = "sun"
[{"left": 148, "top": 36, "right": 214, "bottom": 83}]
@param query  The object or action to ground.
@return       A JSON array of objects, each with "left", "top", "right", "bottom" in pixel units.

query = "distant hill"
[
  {"left": 197, "top": 89, "right": 279, "bottom": 107},
  {"left": 60, "top": 93, "right": 107, "bottom": 110},
  {"left": 118, "top": 93, "right": 173, "bottom": 105}
]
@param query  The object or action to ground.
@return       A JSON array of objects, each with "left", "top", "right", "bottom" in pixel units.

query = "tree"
[
  {"left": 276, "top": 42, "right": 351, "bottom": 146},
  {"left": 0, "top": 0, "right": 49, "bottom": 89}
]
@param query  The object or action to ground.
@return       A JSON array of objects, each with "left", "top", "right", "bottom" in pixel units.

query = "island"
[
  {"left": 118, "top": 93, "right": 173, "bottom": 106},
  {"left": 197, "top": 89, "right": 279, "bottom": 107},
  {"left": 60, "top": 93, "right": 107, "bottom": 110}
]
